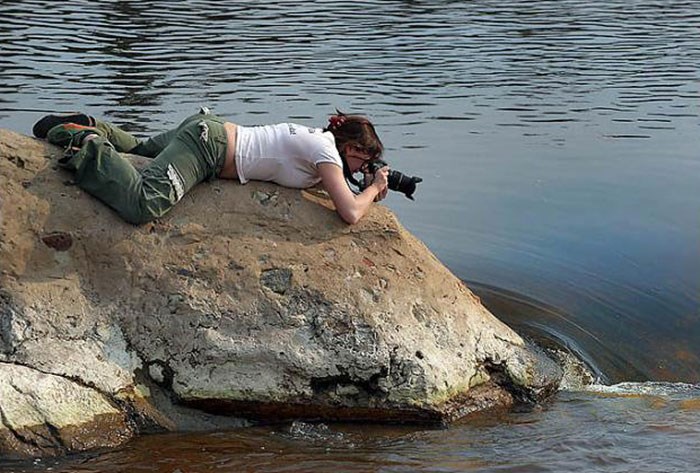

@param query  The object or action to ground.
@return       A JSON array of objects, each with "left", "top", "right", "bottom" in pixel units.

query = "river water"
[{"left": 1, "top": 0, "right": 698, "bottom": 471}]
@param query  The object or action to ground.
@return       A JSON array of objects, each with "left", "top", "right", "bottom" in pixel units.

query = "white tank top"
[{"left": 234, "top": 123, "right": 343, "bottom": 188}]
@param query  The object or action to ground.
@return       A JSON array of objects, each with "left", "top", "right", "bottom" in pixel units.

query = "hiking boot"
[
  {"left": 33, "top": 112, "right": 94, "bottom": 139},
  {"left": 46, "top": 123, "right": 102, "bottom": 150}
]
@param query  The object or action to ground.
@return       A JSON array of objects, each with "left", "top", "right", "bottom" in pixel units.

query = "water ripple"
[{"left": 2, "top": 0, "right": 698, "bottom": 132}]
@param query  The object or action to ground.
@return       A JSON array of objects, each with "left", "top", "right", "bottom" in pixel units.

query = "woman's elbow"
[{"left": 338, "top": 208, "right": 362, "bottom": 225}]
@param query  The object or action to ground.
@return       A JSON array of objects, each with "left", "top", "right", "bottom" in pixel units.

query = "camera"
[{"left": 360, "top": 159, "right": 423, "bottom": 200}]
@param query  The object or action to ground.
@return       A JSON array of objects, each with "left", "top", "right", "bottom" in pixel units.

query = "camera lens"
[{"left": 388, "top": 170, "right": 422, "bottom": 200}]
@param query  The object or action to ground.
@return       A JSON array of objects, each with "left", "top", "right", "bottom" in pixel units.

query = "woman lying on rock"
[{"left": 33, "top": 107, "right": 388, "bottom": 225}]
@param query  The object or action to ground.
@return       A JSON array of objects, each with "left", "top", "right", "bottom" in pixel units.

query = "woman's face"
[{"left": 344, "top": 144, "right": 373, "bottom": 173}]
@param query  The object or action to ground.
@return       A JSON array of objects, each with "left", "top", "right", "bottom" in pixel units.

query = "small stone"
[
  {"left": 41, "top": 231, "right": 72, "bottom": 251},
  {"left": 252, "top": 190, "right": 278, "bottom": 206},
  {"left": 167, "top": 293, "right": 185, "bottom": 308},
  {"left": 260, "top": 268, "right": 293, "bottom": 294},
  {"left": 148, "top": 364, "right": 165, "bottom": 384},
  {"left": 336, "top": 385, "right": 360, "bottom": 396},
  {"left": 228, "top": 260, "right": 244, "bottom": 271}
]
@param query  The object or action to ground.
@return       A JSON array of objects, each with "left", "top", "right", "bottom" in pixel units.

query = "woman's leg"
[
  {"left": 126, "top": 110, "right": 213, "bottom": 157},
  {"left": 33, "top": 113, "right": 147, "bottom": 154},
  {"left": 61, "top": 117, "right": 227, "bottom": 224},
  {"left": 94, "top": 119, "right": 188, "bottom": 157},
  {"left": 39, "top": 107, "right": 214, "bottom": 157},
  {"left": 93, "top": 118, "right": 189, "bottom": 157},
  {"left": 93, "top": 120, "right": 142, "bottom": 153}
]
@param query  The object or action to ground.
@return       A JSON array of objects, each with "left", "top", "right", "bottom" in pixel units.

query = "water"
[
  {"left": 5, "top": 384, "right": 700, "bottom": 472},
  {"left": 1, "top": 0, "right": 698, "bottom": 471}
]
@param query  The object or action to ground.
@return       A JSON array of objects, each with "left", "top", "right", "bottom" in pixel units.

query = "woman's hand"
[
  {"left": 369, "top": 166, "right": 389, "bottom": 201},
  {"left": 318, "top": 163, "right": 385, "bottom": 224}
]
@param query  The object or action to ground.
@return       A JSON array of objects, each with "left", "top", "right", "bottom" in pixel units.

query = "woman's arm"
[{"left": 318, "top": 163, "right": 388, "bottom": 224}]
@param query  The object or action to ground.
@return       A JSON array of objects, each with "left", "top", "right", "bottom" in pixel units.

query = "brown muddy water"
[
  {"left": 1, "top": 0, "right": 698, "bottom": 471},
  {"left": 4, "top": 384, "right": 700, "bottom": 472}
]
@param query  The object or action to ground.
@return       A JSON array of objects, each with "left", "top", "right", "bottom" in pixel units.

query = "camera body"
[{"left": 361, "top": 159, "right": 423, "bottom": 200}]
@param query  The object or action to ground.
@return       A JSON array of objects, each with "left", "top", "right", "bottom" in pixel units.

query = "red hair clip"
[{"left": 328, "top": 115, "right": 347, "bottom": 130}]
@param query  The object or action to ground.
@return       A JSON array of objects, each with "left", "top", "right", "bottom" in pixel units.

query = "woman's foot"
[
  {"left": 46, "top": 123, "right": 102, "bottom": 149},
  {"left": 32, "top": 112, "right": 94, "bottom": 139}
]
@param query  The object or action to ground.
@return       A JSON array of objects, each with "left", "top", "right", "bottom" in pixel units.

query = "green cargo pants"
[{"left": 60, "top": 109, "right": 228, "bottom": 224}]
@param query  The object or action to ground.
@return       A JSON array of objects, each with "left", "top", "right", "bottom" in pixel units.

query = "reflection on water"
[{"left": 0, "top": 1, "right": 699, "bottom": 469}]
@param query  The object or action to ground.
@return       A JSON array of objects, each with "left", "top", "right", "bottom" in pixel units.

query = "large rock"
[{"left": 0, "top": 128, "right": 561, "bottom": 457}]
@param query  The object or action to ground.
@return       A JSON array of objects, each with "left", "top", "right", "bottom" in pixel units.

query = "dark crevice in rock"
[
  {"left": 0, "top": 290, "right": 22, "bottom": 356},
  {"left": 484, "top": 358, "right": 558, "bottom": 406},
  {"left": 182, "top": 398, "right": 444, "bottom": 425},
  {"left": 42, "top": 421, "right": 67, "bottom": 451},
  {"left": 437, "top": 381, "right": 515, "bottom": 423},
  {"left": 309, "top": 366, "right": 388, "bottom": 403},
  {"left": 111, "top": 389, "right": 168, "bottom": 435},
  {"left": 143, "top": 361, "right": 175, "bottom": 390},
  {"left": 484, "top": 360, "right": 536, "bottom": 405},
  {"left": 493, "top": 334, "right": 520, "bottom": 346},
  {"left": 310, "top": 373, "right": 357, "bottom": 394},
  {"left": 7, "top": 155, "right": 26, "bottom": 169}
]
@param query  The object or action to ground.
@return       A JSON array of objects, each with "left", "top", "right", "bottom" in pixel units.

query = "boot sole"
[{"left": 33, "top": 113, "right": 93, "bottom": 139}]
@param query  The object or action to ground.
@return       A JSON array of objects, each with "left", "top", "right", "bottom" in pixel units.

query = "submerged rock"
[{"left": 0, "top": 128, "right": 561, "bottom": 458}]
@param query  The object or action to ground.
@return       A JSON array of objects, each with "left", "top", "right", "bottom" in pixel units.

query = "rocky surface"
[
  {"left": 0, "top": 128, "right": 561, "bottom": 458},
  {"left": 0, "top": 362, "right": 131, "bottom": 457}
]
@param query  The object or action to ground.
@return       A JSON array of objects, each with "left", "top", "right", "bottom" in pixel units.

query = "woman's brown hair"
[{"left": 325, "top": 110, "right": 384, "bottom": 160}]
